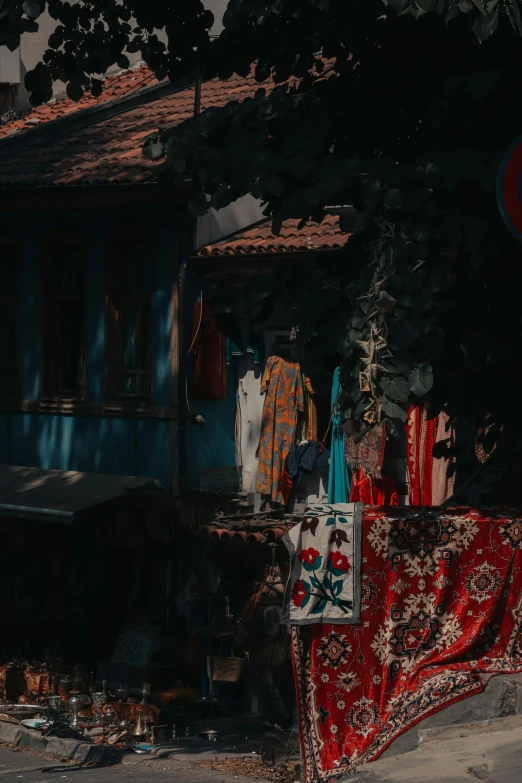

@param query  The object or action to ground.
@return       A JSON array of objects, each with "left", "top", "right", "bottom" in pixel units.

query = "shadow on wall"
[
  {"left": 185, "top": 366, "right": 238, "bottom": 489},
  {"left": 0, "top": 412, "right": 171, "bottom": 486}
]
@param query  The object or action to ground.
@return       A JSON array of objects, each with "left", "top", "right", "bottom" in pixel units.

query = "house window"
[
  {"left": 42, "top": 243, "right": 86, "bottom": 399},
  {"left": 106, "top": 242, "right": 154, "bottom": 400},
  {"left": 0, "top": 248, "right": 19, "bottom": 398}
]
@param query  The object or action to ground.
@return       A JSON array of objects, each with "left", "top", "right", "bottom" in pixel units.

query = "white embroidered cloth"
[{"left": 283, "top": 502, "right": 363, "bottom": 625}]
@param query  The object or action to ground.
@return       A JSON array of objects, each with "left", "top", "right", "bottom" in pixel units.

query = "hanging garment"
[
  {"left": 190, "top": 299, "right": 227, "bottom": 400},
  {"left": 406, "top": 402, "right": 438, "bottom": 505},
  {"left": 349, "top": 467, "right": 399, "bottom": 506},
  {"left": 286, "top": 441, "right": 330, "bottom": 485},
  {"left": 304, "top": 377, "right": 319, "bottom": 441},
  {"left": 431, "top": 411, "right": 456, "bottom": 506},
  {"left": 327, "top": 367, "right": 350, "bottom": 504},
  {"left": 280, "top": 441, "right": 330, "bottom": 504},
  {"left": 345, "top": 423, "right": 386, "bottom": 479},
  {"left": 256, "top": 357, "right": 305, "bottom": 504}
]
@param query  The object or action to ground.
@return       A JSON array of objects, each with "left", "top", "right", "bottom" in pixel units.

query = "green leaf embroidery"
[{"left": 311, "top": 598, "right": 328, "bottom": 615}]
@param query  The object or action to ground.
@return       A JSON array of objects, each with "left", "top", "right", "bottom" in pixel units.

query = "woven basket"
[{"left": 207, "top": 655, "right": 247, "bottom": 683}]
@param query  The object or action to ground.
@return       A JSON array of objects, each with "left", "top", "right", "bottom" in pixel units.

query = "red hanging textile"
[
  {"left": 349, "top": 468, "right": 399, "bottom": 506},
  {"left": 189, "top": 299, "right": 227, "bottom": 400},
  {"left": 407, "top": 403, "right": 438, "bottom": 505}
]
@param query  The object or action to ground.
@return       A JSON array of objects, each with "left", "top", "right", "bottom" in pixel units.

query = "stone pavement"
[
  {"left": 343, "top": 715, "right": 522, "bottom": 783},
  {"left": 0, "top": 745, "right": 254, "bottom": 783},
  {"left": 3, "top": 713, "right": 522, "bottom": 783}
]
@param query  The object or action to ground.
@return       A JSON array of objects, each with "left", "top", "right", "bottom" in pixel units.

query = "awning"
[{"left": 0, "top": 464, "right": 157, "bottom": 523}]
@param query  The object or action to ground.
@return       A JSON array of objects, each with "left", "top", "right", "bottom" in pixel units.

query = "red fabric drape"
[
  {"left": 407, "top": 403, "right": 438, "bottom": 505},
  {"left": 190, "top": 299, "right": 227, "bottom": 400},
  {"left": 291, "top": 506, "right": 522, "bottom": 783},
  {"left": 349, "top": 468, "right": 399, "bottom": 506}
]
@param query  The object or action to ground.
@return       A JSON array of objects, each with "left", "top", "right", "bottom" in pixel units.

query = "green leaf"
[
  {"left": 388, "top": 322, "right": 416, "bottom": 349},
  {"left": 188, "top": 193, "right": 210, "bottom": 218},
  {"left": 310, "top": 576, "right": 321, "bottom": 589},
  {"left": 143, "top": 137, "right": 165, "bottom": 161},
  {"left": 351, "top": 313, "right": 366, "bottom": 329},
  {"left": 324, "top": 575, "right": 333, "bottom": 591},
  {"left": 387, "top": 0, "right": 413, "bottom": 14},
  {"left": 408, "top": 363, "right": 434, "bottom": 396},
  {"left": 383, "top": 188, "right": 404, "bottom": 209},
  {"left": 380, "top": 375, "right": 410, "bottom": 403},
  {"left": 66, "top": 81, "right": 83, "bottom": 102},
  {"left": 381, "top": 356, "right": 410, "bottom": 374},
  {"left": 376, "top": 291, "right": 396, "bottom": 312},
  {"left": 23, "top": 1, "right": 41, "bottom": 18},
  {"left": 380, "top": 397, "right": 408, "bottom": 422},
  {"left": 261, "top": 175, "right": 284, "bottom": 196},
  {"left": 332, "top": 580, "right": 344, "bottom": 597},
  {"left": 311, "top": 598, "right": 328, "bottom": 614}
]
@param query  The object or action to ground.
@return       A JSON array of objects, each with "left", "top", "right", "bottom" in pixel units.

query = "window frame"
[
  {"left": 0, "top": 240, "right": 21, "bottom": 402},
  {"left": 105, "top": 236, "right": 156, "bottom": 406},
  {"left": 40, "top": 238, "right": 88, "bottom": 402}
]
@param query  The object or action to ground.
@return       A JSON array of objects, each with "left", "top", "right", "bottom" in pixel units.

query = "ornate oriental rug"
[{"left": 291, "top": 507, "right": 522, "bottom": 782}]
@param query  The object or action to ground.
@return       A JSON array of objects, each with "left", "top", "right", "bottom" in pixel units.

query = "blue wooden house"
[
  {"left": 0, "top": 64, "right": 348, "bottom": 700},
  {"left": 0, "top": 65, "right": 267, "bottom": 670}
]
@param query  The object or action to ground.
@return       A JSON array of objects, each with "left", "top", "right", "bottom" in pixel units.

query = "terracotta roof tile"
[
  {"left": 0, "top": 65, "right": 266, "bottom": 187},
  {"left": 198, "top": 214, "right": 349, "bottom": 255}
]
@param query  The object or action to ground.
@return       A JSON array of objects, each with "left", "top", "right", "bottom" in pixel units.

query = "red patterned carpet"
[{"left": 291, "top": 507, "right": 522, "bottom": 782}]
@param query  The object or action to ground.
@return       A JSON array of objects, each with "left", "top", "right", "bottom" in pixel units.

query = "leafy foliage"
[
  {"left": 4, "top": 0, "right": 522, "bottom": 480},
  {"left": 1, "top": 0, "right": 521, "bottom": 100}
]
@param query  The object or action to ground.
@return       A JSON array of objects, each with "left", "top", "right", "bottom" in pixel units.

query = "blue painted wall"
[{"left": 0, "top": 202, "right": 177, "bottom": 489}]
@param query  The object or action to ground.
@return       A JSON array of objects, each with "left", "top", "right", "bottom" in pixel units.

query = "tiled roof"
[
  {"left": 0, "top": 65, "right": 158, "bottom": 141},
  {"left": 198, "top": 213, "right": 349, "bottom": 255},
  {"left": 0, "top": 65, "right": 266, "bottom": 186}
]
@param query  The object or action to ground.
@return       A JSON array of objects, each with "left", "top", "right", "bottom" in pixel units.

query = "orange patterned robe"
[{"left": 256, "top": 357, "right": 304, "bottom": 503}]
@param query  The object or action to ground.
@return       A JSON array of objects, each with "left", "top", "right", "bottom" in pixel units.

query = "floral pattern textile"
[
  {"left": 256, "top": 357, "right": 304, "bottom": 503},
  {"left": 291, "top": 506, "right": 522, "bottom": 783},
  {"left": 407, "top": 403, "right": 438, "bottom": 505},
  {"left": 431, "top": 412, "right": 456, "bottom": 506},
  {"left": 283, "top": 503, "right": 363, "bottom": 626}
]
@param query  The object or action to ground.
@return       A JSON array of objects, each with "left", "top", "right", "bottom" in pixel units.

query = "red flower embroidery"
[
  {"left": 292, "top": 579, "right": 310, "bottom": 607},
  {"left": 329, "top": 552, "right": 351, "bottom": 574},
  {"left": 300, "top": 547, "right": 321, "bottom": 566}
]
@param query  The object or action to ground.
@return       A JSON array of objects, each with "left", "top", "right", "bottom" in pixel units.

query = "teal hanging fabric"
[{"left": 328, "top": 367, "right": 350, "bottom": 503}]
